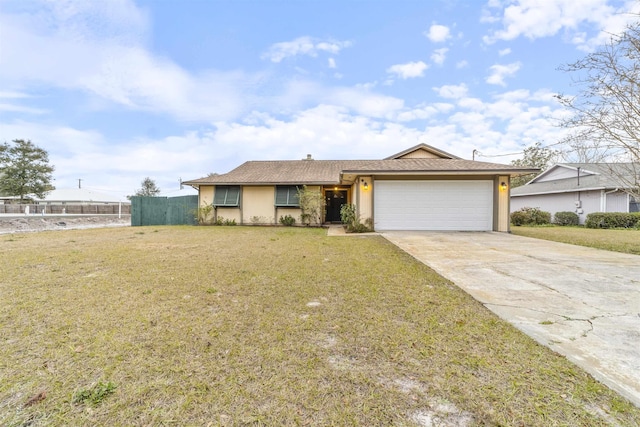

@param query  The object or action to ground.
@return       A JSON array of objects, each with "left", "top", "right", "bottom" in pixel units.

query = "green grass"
[
  {"left": 1, "top": 226, "right": 639, "bottom": 426},
  {"left": 511, "top": 225, "right": 640, "bottom": 254}
]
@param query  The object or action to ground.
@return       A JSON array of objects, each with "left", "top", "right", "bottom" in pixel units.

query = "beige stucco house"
[{"left": 183, "top": 144, "right": 537, "bottom": 232}]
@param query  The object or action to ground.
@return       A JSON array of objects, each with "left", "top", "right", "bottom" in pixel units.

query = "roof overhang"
[{"left": 511, "top": 186, "right": 609, "bottom": 197}]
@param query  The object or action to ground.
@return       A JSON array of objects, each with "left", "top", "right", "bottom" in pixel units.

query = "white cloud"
[
  {"left": 433, "top": 84, "right": 468, "bottom": 99},
  {"left": 0, "top": 119, "right": 216, "bottom": 198},
  {"left": 456, "top": 60, "right": 469, "bottom": 69},
  {"left": 395, "top": 103, "right": 454, "bottom": 122},
  {"left": 498, "top": 48, "right": 511, "bottom": 56},
  {"left": 486, "top": 62, "right": 521, "bottom": 86},
  {"left": 261, "top": 36, "right": 352, "bottom": 63},
  {"left": 328, "top": 58, "right": 337, "bottom": 69},
  {"left": 482, "top": 0, "right": 640, "bottom": 50},
  {"left": 0, "top": 104, "right": 47, "bottom": 114},
  {"left": 212, "top": 105, "right": 426, "bottom": 162},
  {"left": 424, "top": 24, "right": 451, "bottom": 43},
  {"left": 386, "top": 61, "right": 429, "bottom": 79},
  {"left": 431, "top": 48, "right": 449, "bottom": 65},
  {"left": 0, "top": 0, "right": 255, "bottom": 122}
]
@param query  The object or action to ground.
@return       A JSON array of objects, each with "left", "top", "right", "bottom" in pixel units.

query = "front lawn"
[
  {"left": 1, "top": 227, "right": 638, "bottom": 426},
  {"left": 510, "top": 225, "right": 640, "bottom": 255}
]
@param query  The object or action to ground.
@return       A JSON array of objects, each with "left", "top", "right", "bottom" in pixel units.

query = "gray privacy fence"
[{"left": 130, "top": 195, "right": 198, "bottom": 226}]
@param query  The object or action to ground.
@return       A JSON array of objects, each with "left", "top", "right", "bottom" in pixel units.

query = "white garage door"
[{"left": 374, "top": 180, "right": 493, "bottom": 231}]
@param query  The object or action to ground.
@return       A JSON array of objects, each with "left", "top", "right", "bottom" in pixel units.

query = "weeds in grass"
[{"left": 72, "top": 381, "right": 117, "bottom": 405}]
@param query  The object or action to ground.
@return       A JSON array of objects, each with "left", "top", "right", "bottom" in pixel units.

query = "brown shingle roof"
[{"left": 183, "top": 159, "right": 537, "bottom": 186}]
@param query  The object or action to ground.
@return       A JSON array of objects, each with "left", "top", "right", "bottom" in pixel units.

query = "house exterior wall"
[
  {"left": 397, "top": 149, "right": 441, "bottom": 159},
  {"left": 578, "top": 190, "right": 601, "bottom": 223},
  {"left": 511, "top": 190, "right": 611, "bottom": 224},
  {"left": 216, "top": 207, "right": 241, "bottom": 223},
  {"left": 357, "top": 176, "right": 373, "bottom": 223},
  {"left": 242, "top": 186, "right": 276, "bottom": 224},
  {"left": 199, "top": 185, "right": 214, "bottom": 207},
  {"left": 605, "top": 191, "right": 629, "bottom": 212},
  {"left": 497, "top": 175, "right": 510, "bottom": 232},
  {"left": 198, "top": 185, "right": 215, "bottom": 223},
  {"left": 276, "top": 207, "right": 303, "bottom": 224}
]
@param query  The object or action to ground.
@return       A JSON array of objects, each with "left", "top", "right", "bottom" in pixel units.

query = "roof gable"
[
  {"left": 512, "top": 163, "right": 639, "bottom": 196},
  {"left": 530, "top": 164, "right": 597, "bottom": 184},
  {"left": 384, "top": 143, "right": 460, "bottom": 160}
]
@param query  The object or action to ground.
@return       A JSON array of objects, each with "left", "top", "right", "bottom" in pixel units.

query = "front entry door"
[{"left": 325, "top": 190, "right": 347, "bottom": 222}]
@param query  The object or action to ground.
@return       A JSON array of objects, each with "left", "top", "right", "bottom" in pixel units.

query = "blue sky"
[{"left": 1, "top": 0, "right": 639, "bottom": 199}]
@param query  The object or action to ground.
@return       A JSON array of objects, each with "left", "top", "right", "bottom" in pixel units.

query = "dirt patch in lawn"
[{"left": 0, "top": 215, "right": 130, "bottom": 234}]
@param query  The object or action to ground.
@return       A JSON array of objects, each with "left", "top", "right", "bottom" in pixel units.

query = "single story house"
[
  {"left": 183, "top": 144, "right": 537, "bottom": 232},
  {"left": 511, "top": 163, "right": 640, "bottom": 223}
]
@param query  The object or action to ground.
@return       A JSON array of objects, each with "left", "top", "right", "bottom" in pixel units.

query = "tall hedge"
[{"left": 585, "top": 212, "right": 640, "bottom": 229}]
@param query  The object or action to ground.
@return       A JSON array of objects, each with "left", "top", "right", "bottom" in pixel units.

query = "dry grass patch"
[
  {"left": 511, "top": 225, "right": 640, "bottom": 255},
  {"left": 1, "top": 226, "right": 639, "bottom": 426}
]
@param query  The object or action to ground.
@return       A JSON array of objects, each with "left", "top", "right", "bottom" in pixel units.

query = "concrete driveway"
[{"left": 382, "top": 231, "right": 640, "bottom": 407}]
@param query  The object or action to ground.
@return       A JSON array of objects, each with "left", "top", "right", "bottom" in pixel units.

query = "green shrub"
[
  {"left": 510, "top": 207, "right": 551, "bottom": 226},
  {"left": 213, "top": 216, "right": 237, "bottom": 226},
  {"left": 554, "top": 211, "right": 579, "bottom": 226},
  {"left": 279, "top": 215, "right": 296, "bottom": 226},
  {"left": 340, "top": 204, "right": 357, "bottom": 226},
  {"left": 339, "top": 204, "right": 372, "bottom": 232},
  {"left": 585, "top": 212, "right": 640, "bottom": 229}
]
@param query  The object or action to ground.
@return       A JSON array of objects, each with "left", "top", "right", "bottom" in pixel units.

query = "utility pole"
[{"left": 78, "top": 179, "right": 83, "bottom": 189}]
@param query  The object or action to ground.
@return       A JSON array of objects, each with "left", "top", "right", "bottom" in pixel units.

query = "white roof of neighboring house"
[
  {"left": 512, "top": 163, "right": 639, "bottom": 196},
  {"left": 35, "top": 188, "right": 127, "bottom": 203}
]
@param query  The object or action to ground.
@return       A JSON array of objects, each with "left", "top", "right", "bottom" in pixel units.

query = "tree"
[
  {"left": 131, "top": 177, "right": 161, "bottom": 198},
  {"left": 556, "top": 18, "right": 640, "bottom": 199},
  {"left": 510, "top": 142, "right": 559, "bottom": 187},
  {"left": 0, "top": 139, "right": 55, "bottom": 202},
  {"left": 297, "top": 185, "right": 325, "bottom": 226}
]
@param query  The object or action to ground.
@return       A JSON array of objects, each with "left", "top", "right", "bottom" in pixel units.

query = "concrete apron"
[{"left": 381, "top": 231, "right": 640, "bottom": 408}]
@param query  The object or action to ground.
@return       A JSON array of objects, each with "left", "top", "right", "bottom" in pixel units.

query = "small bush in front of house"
[
  {"left": 212, "top": 216, "right": 237, "bottom": 226},
  {"left": 340, "top": 204, "right": 357, "bottom": 226},
  {"left": 585, "top": 212, "right": 640, "bottom": 229},
  {"left": 339, "top": 204, "right": 372, "bottom": 233},
  {"left": 553, "top": 211, "right": 579, "bottom": 226},
  {"left": 510, "top": 207, "right": 551, "bottom": 226},
  {"left": 279, "top": 215, "right": 296, "bottom": 226}
]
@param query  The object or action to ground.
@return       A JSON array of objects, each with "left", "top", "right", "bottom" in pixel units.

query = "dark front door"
[{"left": 325, "top": 190, "right": 347, "bottom": 222}]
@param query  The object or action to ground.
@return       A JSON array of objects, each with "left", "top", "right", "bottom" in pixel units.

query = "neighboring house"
[
  {"left": 184, "top": 144, "right": 535, "bottom": 232},
  {"left": 511, "top": 163, "right": 640, "bottom": 224}
]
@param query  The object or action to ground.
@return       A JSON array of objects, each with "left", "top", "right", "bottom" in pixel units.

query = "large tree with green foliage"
[
  {"left": 0, "top": 139, "right": 55, "bottom": 202},
  {"left": 131, "top": 177, "right": 161, "bottom": 198},
  {"left": 556, "top": 18, "right": 640, "bottom": 199},
  {"left": 510, "top": 142, "right": 559, "bottom": 187}
]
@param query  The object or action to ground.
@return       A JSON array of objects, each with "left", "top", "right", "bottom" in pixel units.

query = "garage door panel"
[{"left": 374, "top": 180, "right": 493, "bottom": 231}]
